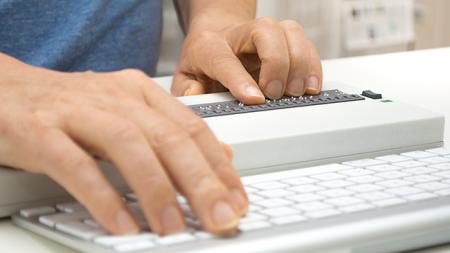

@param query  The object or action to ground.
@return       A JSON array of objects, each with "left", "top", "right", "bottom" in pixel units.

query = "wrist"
[
  {"left": 188, "top": 9, "right": 254, "bottom": 33},
  {"left": 0, "top": 53, "right": 68, "bottom": 88}
]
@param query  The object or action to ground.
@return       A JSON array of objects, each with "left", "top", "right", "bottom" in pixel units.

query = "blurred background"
[{"left": 156, "top": 0, "right": 450, "bottom": 76}]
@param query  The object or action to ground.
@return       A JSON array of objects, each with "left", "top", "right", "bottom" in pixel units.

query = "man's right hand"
[{"left": 0, "top": 53, "right": 248, "bottom": 236}]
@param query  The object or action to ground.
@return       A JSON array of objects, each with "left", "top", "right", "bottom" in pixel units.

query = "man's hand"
[
  {"left": 0, "top": 53, "right": 248, "bottom": 235},
  {"left": 172, "top": 4, "right": 323, "bottom": 104}
]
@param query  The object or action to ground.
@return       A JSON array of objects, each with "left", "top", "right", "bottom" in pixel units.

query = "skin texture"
[
  {"left": 0, "top": 0, "right": 322, "bottom": 237},
  {"left": 172, "top": 0, "right": 323, "bottom": 104},
  {"left": 0, "top": 53, "right": 247, "bottom": 236}
]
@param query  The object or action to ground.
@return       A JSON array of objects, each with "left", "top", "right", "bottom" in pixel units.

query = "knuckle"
[
  {"left": 288, "top": 48, "right": 307, "bottom": 67},
  {"left": 197, "top": 30, "right": 216, "bottom": 41},
  {"left": 53, "top": 152, "right": 91, "bottom": 174},
  {"left": 256, "top": 16, "right": 278, "bottom": 27},
  {"left": 150, "top": 124, "right": 190, "bottom": 149},
  {"left": 281, "top": 19, "right": 305, "bottom": 34},
  {"left": 191, "top": 174, "right": 225, "bottom": 197},
  {"left": 119, "top": 68, "right": 148, "bottom": 80},
  {"left": 211, "top": 53, "right": 236, "bottom": 67},
  {"left": 107, "top": 121, "right": 142, "bottom": 143},
  {"left": 261, "top": 53, "right": 289, "bottom": 67},
  {"left": 182, "top": 116, "right": 209, "bottom": 138},
  {"left": 102, "top": 84, "right": 127, "bottom": 98}
]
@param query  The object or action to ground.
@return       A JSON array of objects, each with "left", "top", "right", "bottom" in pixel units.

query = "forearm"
[{"left": 175, "top": 0, "right": 256, "bottom": 33}]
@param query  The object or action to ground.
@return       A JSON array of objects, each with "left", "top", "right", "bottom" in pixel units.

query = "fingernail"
[
  {"left": 116, "top": 210, "right": 139, "bottom": 234},
  {"left": 183, "top": 88, "right": 192, "bottom": 96},
  {"left": 211, "top": 200, "right": 239, "bottom": 228},
  {"left": 286, "top": 78, "right": 305, "bottom": 95},
  {"left": 306, "top": 76, "right": 320, "bottom": 93},
  {"left": 231, "top": 189, "right": 248, "bottom": 213},
  {"left": 160, "top": 205, "right": 185, "bottom": 234},
  {"left": 245, "top": 85, "right": 264, "bottom": 99},
  {"left": 265, "top": 80, "right": 283, "bottom": 98}
]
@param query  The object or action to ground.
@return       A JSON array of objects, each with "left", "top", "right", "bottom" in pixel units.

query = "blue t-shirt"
[{"left": 0, "top": 0, "right": 162, "bottom": 76}]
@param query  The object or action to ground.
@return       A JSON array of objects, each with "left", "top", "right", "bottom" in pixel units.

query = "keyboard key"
[
  {"left": 125, "top": 193, "right": 137, "bottom": 202},
  {"left": 340, "top": 203, "right": 373, "bottom": 213},
  {"left": 347, "top": 184, "right": 384, "bottom": 193},
  {"left": 176, "top": 196, "right": 187, "bottom": 205},
  {"left": 426, "top": 148, "right": 450, "bottom": 155},
  {"left": 287, "top": 193, "right": 324, "bottom": 202},
  {"left": 377, "top": 171, "right": 410, "bottom": 179},
  {"left": 344, "top": 159, "right": 387, "bottom": 167},
  {"left": 306, "top": 209, "right": 341, "bottom": 219},
  {"left": 373, "top": 198, "right": 406, "bottom": 207},
  {"left": 247, "top": 194, "right": 264, "bottom": 202},
  {"left": 83, "top": 219, "right": 100, "bottom": 228},
  {"left": 244, "top": 186, "right": 258, "bottom": 193},
  {"left": 401, "top": 151, "right": 436, "bottom": 159},
  {"left": 433, "top": 171, "right": 450, "bottom": 179},
  {"left": 240, "top": 213, "right": 267, "bottom": 223},
  {"left": 348, "top": 175, "right": 382, "bottom": 184},
  {"left": 271, "top": 215, "right": 306, "bottom": 225},
  {"left": 282, "top": 177, "right": 317, "bottom": 186},
  {"left": 339, "top": 168, "right": 374, "bottom": 176},
  {"left": 393, "top": 161, "right": 427, "bottom": 168},
  {"left": 429, "top": 163, "right": 450, "bottom": 170},
  {"left": 357, "top": 191, "right": 394, "bottom": 201},
  {"left": 248, "top": 204, "right": 262, "bottom": 212},
  {"left": 416, "top": 182, "right": 448, "bottom": 191},
  {"left": 402, "top": 166, "right": 437, "bottom": 175},
  {"left": 255, "top": 198, "right": 293, "bottom": 208},
  {"left": 56, "top": 202, "right": 86, "bottom": 213},
  {"left": 405, "top": 193, "right": 437, "bottom": 201},
  {"left": 185, "top": 217, "right": 201, "bottom": 228},
  {"left": 39, "top": 211, "right": 91, "bottom": 227},
  {"left": 326, "top": 196, "right": 364, "bottom": 206},
  {"left": 310, "top": 172, "right": 345, "bottom": 181},
  {"left": 419, "top": 157, "right": 450, "bottom": 165},
  {"left": 377, "top": 179, "right": 413, "bottom": 188},
  {"left": 94, "top": 233, "right": 157, "bottom": 247},
  {"left": 260, "top": 207, "right": 299, "bottom": 217},
  {"left": 376, "top": 155, "right": 411, "bottom": 163},
  {"left": 386, "top": 187, "right": 423, "bottom": 196},
  {"left": 252, "top": 182, "right": 288, "bottom": 190},
  {"left": 127, "top": 202, "right": 145, "bottom": 218},
  {"left": 367, "top": 164, "right": 402, "bottom": 172},
  {"left": 258, "top": 189, "right": 295, "bottom": 198},
  {"left": 156, "top": 233, "right": 196, "bottom": 245},
  {"left": 55, "top": 221, "right": 106, "bottom": 240},
  {"left": 318, "top": 180, "right": 354, "bottom": 188},
  {"left": 114, "top": 241, "right": 156, "bottom": 252},
  {"left": 290, "top": 184, "right": 324, "bottom": 193},
  {"left": 193, "top": 231, "right": 214, "bottom": 240},
  {"left": 318, "top": 189, "right": 354, "bottom": 197},
  {"left": 436, "top": 189, "right": 450, "bottom": 196},
  {"left": 405, "top": 175, "right": 439, "bottom": 183},
  {"left": 20, "top": 206, "right": 56, "bottom": 218},
  {"left": 239, "top": 221, "right": 271, "bottom": 231},
  {"left": 293, "top": 201, "right": 332, "bottom": 212}
]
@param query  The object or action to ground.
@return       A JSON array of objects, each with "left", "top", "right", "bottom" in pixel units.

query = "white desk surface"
[{"left": 1, "top": 47, "right": 449, "bottom": 253}]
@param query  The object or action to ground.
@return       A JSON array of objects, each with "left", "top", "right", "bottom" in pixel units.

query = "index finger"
[
  {"left": 185, "top": 32, "right": 265, "bottom": 105},
  {"left": 226, "top": 17, "right": 291, "bottom": 99},
  {"left": 143, "top": 83, "right": 249, "bottom": 217}
]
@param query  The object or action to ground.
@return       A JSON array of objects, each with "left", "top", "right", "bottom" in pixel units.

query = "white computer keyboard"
[{"left": 13, "top": 148, "right": 450, "bottom": 253}]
